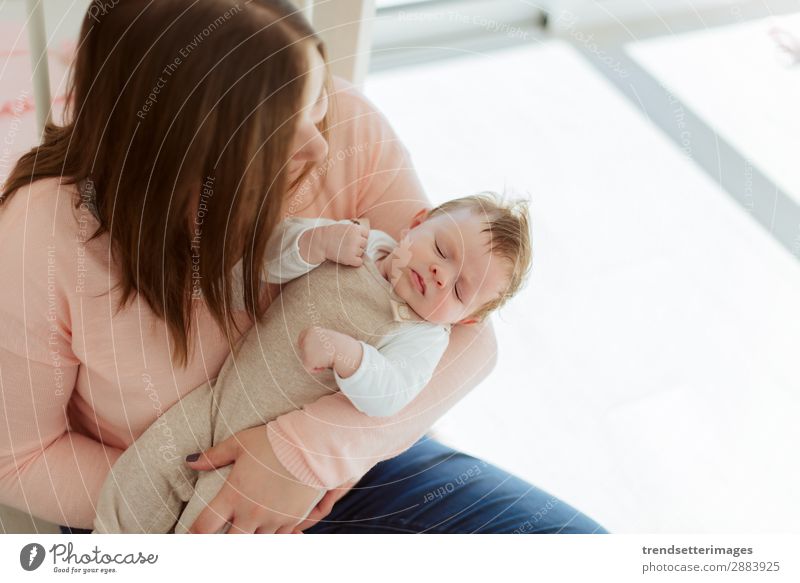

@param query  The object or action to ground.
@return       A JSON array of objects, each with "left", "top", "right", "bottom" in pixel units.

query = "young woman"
[{"left": 0, "top": 0, "right": 606, "bottom": 534}]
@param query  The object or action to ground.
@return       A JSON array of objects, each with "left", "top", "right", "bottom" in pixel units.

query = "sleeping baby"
[{"left": 92, "top": 192, "right": 531, "bottom": 533}]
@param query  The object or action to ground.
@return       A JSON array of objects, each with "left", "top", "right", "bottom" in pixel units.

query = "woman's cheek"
[
  {"left": 292, "top": 123, "right": 328, "bottom": 162},
  {"left": 312, "top": 132, "right": 329, "bottom": 161}
]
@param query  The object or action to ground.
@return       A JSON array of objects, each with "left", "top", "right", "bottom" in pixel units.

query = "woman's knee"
[{"left": 356, "top": 439, "right": 608, "bottom": 534}]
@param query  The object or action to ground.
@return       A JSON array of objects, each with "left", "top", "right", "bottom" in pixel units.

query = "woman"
[{"left": 0, "top": 0, "right": 606, "bottom": 534}]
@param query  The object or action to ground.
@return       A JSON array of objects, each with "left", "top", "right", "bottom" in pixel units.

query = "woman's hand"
[
  {"left": 291, "top": 478, "right": 359, "bottom": 533},
  {"left": 185, "top": 425, "right": 325, "bottom": 534}
]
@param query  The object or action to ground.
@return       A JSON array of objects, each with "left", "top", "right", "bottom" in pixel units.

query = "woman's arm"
[
  {"left": 0, "top": 350, "right": 123, "bottom": 529},
  {"left": 0, "top": 184, "right": 123, "bottom": 530}
]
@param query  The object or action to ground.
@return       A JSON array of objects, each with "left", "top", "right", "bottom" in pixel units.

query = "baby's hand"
[
  {"left": 298, "top": 326, "right": 335, "bottom": 373},
  {"left": 321, "top": 221, "right": 369, "bottom": 267}
]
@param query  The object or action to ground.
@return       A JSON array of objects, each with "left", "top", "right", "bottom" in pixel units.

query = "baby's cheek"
[{"left": 425, "top": 302, "right": 458, "bottom": 325}]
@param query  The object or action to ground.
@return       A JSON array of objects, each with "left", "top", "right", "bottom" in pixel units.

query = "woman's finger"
[
  {"left": 228, "top": 511, "right": 261, "bottom": 534},
  {"left": 296, "top": 479, "right": 357, "bottom": 532},
  {"left": 253, "top": 517, "right": 284, "bottom": 535},
  {"left": 317, "top": 493, "right": 337, "bottom": 517},
  {"left": 292, "top": 506, "right": 326, "bottom": 533},
  {"left": 297, "top": 327, "right": 308, "bottom": 349},
  {"left": 292, "top": 487, "right": 341, "bottom": 532},
  {"left": 185, "top": 436, "right": 240, "bottom": 471},
  {"left": 188, "top": 487, "right": 235, "bottom": 534}
]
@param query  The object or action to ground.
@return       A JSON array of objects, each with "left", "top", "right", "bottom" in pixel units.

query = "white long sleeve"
[
  {"left": 230, "top": 217, "right": 352, "bottom": 309},
  {"left": 262, "top": 216, "right": 404, "bottom": 283},
  {"left": 334, "top": 323, "right": 451, "bottom": 417},
  {"left": 263, "top": 216, "right": 343, "bottom": 284}
]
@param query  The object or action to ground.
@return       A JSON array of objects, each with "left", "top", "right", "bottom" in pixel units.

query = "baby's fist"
[
  {"left": 323, "top": 221, "right": 369, "bottom": 267},
  {"left": 298, "top": 326, "right": 335, "bottom": 373}
]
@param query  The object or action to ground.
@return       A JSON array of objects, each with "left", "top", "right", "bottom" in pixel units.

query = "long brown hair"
[{"left": 1, "top": 0, "right": 329, "bottom": 366}]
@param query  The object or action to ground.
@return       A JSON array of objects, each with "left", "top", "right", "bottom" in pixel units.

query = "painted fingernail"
[{"left": 185, "top": 453, "right": 200, "bottom": 462}]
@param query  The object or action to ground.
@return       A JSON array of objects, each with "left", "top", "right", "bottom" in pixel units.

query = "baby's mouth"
[{"left": 410, "top": 269, "right": 426, "bottom": 295}]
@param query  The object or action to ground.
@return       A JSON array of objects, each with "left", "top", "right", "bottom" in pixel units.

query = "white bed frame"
[{"left": 24, "top": 0, "right": 375, "bottom": 133}]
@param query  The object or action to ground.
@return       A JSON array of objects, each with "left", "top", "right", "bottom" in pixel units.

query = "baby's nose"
[{"left": 430, "top": 264, "right": 446, "bottom": 288}]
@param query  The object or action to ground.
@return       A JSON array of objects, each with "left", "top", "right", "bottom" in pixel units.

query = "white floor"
[
  {"left": 365, "top": 39, "right": 800, "bottom": 533},
  {"left": 628, "top": 12, "right": 800, "bottom": 204}
]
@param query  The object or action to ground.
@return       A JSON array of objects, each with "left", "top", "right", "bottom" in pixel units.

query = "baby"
[{"left": 93, "top": 192, "right": 531, "bottom": 533}]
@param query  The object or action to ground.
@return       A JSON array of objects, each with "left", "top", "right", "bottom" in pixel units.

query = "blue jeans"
[{"left": 60, "top": 437, "right": 607, "bottom": 534}]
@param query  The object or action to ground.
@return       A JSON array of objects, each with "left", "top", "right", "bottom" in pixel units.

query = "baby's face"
[{"left": 385, "top": 207, "right": 510, "bottom": 325}]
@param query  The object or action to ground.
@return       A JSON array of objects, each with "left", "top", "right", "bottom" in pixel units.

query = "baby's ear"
[
  {"left": 409, "top": 207, "right": 430, "bottom": 229},
  {"left": 458, "top": 317, "right": 479, "bottom": 326}
]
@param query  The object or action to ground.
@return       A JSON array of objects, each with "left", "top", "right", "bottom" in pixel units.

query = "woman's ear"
[{"left": 458, "top": 317, "right": 479, "bottom": 326}]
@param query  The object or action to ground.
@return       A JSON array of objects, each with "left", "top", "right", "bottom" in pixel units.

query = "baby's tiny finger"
[{"left": 297, "top": 327, "right": 309, "bottom": 348}]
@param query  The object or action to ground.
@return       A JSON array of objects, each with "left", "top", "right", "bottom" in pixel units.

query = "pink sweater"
[{"left": 0, "top": 79, "right": 497, "bottom": 529}]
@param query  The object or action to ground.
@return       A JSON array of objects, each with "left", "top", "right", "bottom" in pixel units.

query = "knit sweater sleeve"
[{"left": 0, "top": 184, "right": 123, "bottom": 529}]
